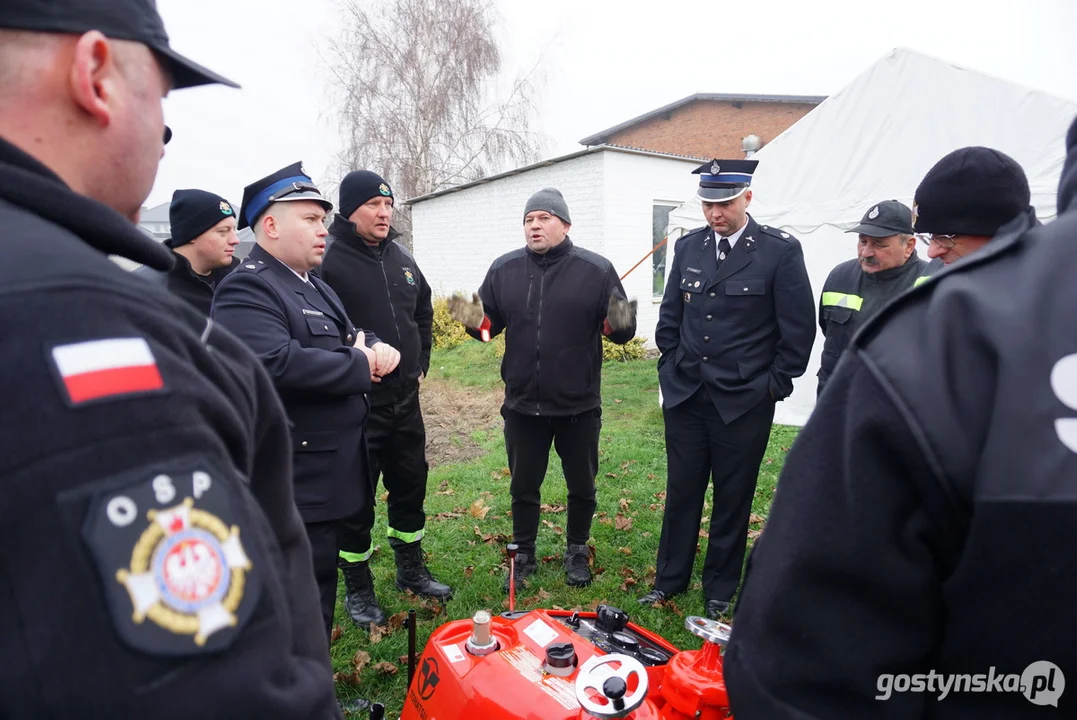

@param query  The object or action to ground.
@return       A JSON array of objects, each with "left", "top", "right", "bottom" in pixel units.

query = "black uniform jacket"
[
  {"left": 212, "top": 243, "right": 377, "bottom": 524},
  {"left": 0, "top": 138, "right": 338, "bottom": 718},
  {"left": 136, "top": 252, "right": 240, "bottom": 315},
  {"left": 471, "top": 237, "right": 636, "bottom": 417},
  {"left": 724, "top": 124, "right": 1077, "bottom": 719},
  {"left": 817, "top": 251, "right": 927, "bottom": 396},
  {"left": 656, "top": 216, "right": 816, "bottom": 423},
  {"left": 320, "top": 216, "right": 432, "bottom": 400}
]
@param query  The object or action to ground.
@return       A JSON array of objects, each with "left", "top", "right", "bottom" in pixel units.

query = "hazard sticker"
[
  {"left": 523, "top": 618, "right": 560, "bottom": 648},
  {"left": 71, "top": 455, "right": 262, "bottom": 656}
]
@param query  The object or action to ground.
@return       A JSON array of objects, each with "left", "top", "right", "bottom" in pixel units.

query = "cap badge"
[
  {"left": 868, "top": 206, "right": 879, "bottom": 220},
  {"left": 220, "top": 202, "right": 233, "bottom": 216},
  {"left": 710, "top": 161, "right": 721, "bottom": 174},
  {"left": 379, "top": 183, "right": 391, "bottom": 196}
]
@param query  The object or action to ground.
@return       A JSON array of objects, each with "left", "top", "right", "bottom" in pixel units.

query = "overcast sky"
[{"left": 148, "top": 0, "right": 1077, "bottom": 210}]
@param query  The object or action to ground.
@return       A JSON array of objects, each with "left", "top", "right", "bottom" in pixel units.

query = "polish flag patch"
[{"left": 51, "top": 338, "right": 165, "bottom": 405}]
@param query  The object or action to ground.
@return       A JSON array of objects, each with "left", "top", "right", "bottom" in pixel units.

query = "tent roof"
[{"left": 668, "top": 47, "right": 1077, "bottom": 236}]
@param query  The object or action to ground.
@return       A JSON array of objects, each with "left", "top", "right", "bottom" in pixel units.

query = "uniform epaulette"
[
  {"left": 758, "top": 224, "right": 796, "bottom": 243},
  {"left": 675, "top": 226, "right": 709, "bottom": 247},
  {"left": 238, "top": 259, "right": 269, "bottom": 272}
]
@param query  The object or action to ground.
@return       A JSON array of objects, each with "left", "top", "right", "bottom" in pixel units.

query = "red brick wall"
[{"left": 603, "top": 99, "right": 818, "bottom": 159}]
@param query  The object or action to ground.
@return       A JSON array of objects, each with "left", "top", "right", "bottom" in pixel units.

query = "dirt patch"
[{"left": 420, "top": 378, "right": 504, "bottom": 467}]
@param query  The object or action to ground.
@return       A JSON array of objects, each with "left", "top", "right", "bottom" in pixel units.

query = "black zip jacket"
[
  {"left": 472, "top": 237, "right": 635, "bottom": 416},
  {"left": 320, "top": 215, "right": 432, "bottom": 402},
  {"left": 135, "top": 252, "right": 240, "bottom": 315}
]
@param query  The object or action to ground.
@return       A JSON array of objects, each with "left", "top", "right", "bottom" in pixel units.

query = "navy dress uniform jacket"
[
  {"left": 656, "top": 216, "right": 816, "bottom": 422},
  {"left": 212, "top": 243, "right": 377, "bottom": 524},
  {"left": 0, "top": 139, "right": 338, "bottom": 717}
]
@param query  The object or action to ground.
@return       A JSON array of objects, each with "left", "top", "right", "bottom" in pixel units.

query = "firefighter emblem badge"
[
  {"left": 79, "top": 458, "right": 262, "bottom": 656},
  {"left": 220, "top": 201, "right": 233, "bottom": 216},
  {"left": 868, "top": 205, "right": 879, "bottom": 220},
  {"left": 403, "top": 267, "right": 416, "bottom": 286},
  {"left": 379, "top": 182, "right": 392, "bottom": 196}
]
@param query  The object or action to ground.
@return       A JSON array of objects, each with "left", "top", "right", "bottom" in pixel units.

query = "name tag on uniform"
[
  {"left": 301, "top": 309, "right": 324, "bottom": 317},
  {"left": 685, "top": 266, "right": 703, "bottom": 275}
]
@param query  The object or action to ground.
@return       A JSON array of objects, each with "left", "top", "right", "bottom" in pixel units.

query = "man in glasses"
[
  {"left": 912, "top": 146, "right": 1036, "bottom": 283},
  {"left": 0, "top": 1, "right": 338, "bottom": 717},
  {"left": 816, "top": 200, "right": 925, "bottom": 397},
  {"left": 212, "top": 162, "right": 400, "bottom": 645}
]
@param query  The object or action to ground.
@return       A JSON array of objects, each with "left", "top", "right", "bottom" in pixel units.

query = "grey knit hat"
[{"left": 523, "top": 188, "right": 571, "bottom": 225}]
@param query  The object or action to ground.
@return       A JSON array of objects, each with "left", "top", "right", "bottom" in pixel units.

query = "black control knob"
[
  {"left": 637, "top": 647, "right": 667, "bottom": 667},
  {"left": 603, "top": 676, "right": 628, "bottom": 711},
  {"left": 566, "top": 611, "right": 581, "bottom": 628},
  {"left": 545, "top": 642, "right": 577, "bottom": 671},
  {"left": 610, "top": 631, "right": 640, "bottom": 653},
  {"left": 595, "top": 605, "right": 629, "bottom": 633}
]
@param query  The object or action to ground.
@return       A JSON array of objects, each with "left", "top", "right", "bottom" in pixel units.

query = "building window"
[{"left": 652, "top": 203, "right": 677, "bottom": 297}]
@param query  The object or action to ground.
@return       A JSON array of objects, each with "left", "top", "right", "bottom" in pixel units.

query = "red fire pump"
[{"left": 397, "top": 545, "right": 734, "bottom": 720}]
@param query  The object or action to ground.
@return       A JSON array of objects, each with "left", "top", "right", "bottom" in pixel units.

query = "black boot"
[
  {"left": 503, "top": 551, "right": 538, "bottom": 593},
  {"left": 563, "top": 543, "right": 592, "bottom": 587},
  {"left": 339, "top": 559, "right": 387, "bottom": 628},
  {"left": 390, "top": 538, "right": 453, "bottom": 600}
]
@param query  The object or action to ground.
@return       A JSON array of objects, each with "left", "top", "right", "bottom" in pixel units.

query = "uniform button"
[
  {"left": 301, "top": 441, "right": 309, "bottom": 447},
  {"left": 702, "top": 356, "right": 709, "bottom": 362},
  {"left": 324, "top": 324, "right": 329, "bottom": 331},
  {"left": 706, "top": 315, "right": 713, "bottom": 321},
  {"left": 709, "top": 292, "right": 716, "bottom": 298},
  {"left": 704, "top": 336, "right": 710, "bottom": 342},
  {"left": 346, "top": 334, "right": 353, "bottom": 343},
  {"left": 743, "top": 287, "right": 749, "bottom": 292}
]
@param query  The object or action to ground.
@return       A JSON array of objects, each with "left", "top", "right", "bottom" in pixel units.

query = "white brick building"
[{"left": 407, "top": 145, "right": 703, "bottom": 347}]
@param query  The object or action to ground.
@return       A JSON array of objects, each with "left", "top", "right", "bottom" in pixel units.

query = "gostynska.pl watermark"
[{"left": 876, "top": 661, "right": 1065, "bottom": 707}]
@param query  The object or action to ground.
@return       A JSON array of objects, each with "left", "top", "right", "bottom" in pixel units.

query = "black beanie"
[
  {"left": 167, "top": 189, "right": 236, "bottom": 248},
  {"left": 339, "top": 170, "right": 394, "bottom": 219},
  {"left": 912, "top": 147, "right": 1031, "bottom": 236}
]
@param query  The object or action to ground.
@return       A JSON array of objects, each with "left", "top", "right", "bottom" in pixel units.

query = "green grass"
[{"left": 331, "top": 342, "right": 800, "bottom": 715}]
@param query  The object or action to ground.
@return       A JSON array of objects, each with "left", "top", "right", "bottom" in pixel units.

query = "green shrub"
[
  {"left": 603, "top": 336, "right": 648, "bottom": 362},
  {"left": 431, "top": 296, "right": 470, "bottom": 351}
]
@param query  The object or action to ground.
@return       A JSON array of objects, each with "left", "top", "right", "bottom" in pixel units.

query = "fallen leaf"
[
  {"left": 749, "top": 514, "right": 766, "bottom": 524},
  {"left": 432, "top": 510, "right": 464, "bottom": 521},
  {"left": 699, "top": 528, "right": 710, "bottom": 538},
  {"left": 614, "top": 398, "right": 623, "bottom": 404},
  {"left": 647, "top": 473, "right": 656, "bottom": 480},
  {"left": 542, "top": 554, "right": 560, "bottom": 564},
  {"left": 435, "top": 486, "right": 455, "bottom": 496},
  {"left": 387, "top": 611, "right": 409, "bottom": 630},
  {"left": 642, "top": 531, "right": 652, "bottom": 538},
  {"left": 333, "top": 671, "right": 360, "bottom": 687},
  {"left": 618, "top": 497, "right": 631, "bottom": 511},
  {"left": 605, "top": 472, "right": 618, "bottom": 478},
  {"left": 614, "top": 514, "right": 633, "bottom": 531},
  {"left": 373, "top": 662, "right": 398, "bottom": 676},
  {"left": 369, "top": 623, "right": 386, "bottom": 644},
  {"left": 381, "top": 491, "right": 390, "bottom": 502},
  {"left": 540, "top": 503, "right": 567, "bottom": 513},
  {"left": 468, "top": 500, "right": 491, "bottom": 520},
  {"left": 598, "top": 517, "right": 613, "bottom": 526},
  {"left": 399, "top": 655, "right": 410, "bottom": 665},
  {"left": 330, "top": 625, "right": 343, "bottom": 644},
  {"left": 620, "top": 577, "right": 637, "bottom": 591},
  {"left": 596, "top": 512, "right": 608, "bottom": 518},
  {"left": 620, "top": 461, "right": 630, "bottom": 471},
  {"left": 500, "top": 467, "right": 512, "bottom": 477},
  {"left": 352, "top": 650, "right": 371, "bottom": 673},
  {"left": 654, "top": 491, "right": 666, "bottom": 501},
  {"left": 748, "top": 528, "right": 763, "bottom": 539},
  {"left": 464, "top": 566, "right": 474, "bottom": 578},
  {"left": 618, "top": 547, "right": 632, "bottom": 556}
]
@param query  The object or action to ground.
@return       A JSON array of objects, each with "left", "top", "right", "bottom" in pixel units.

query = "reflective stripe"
[
  {"left": 820, "top": 291, "right": 863, "bottom": 311},
  {"left": 387, "top": 527, "right": 424, "bottom": 544},
  {"left": 339, "top": 548, "right": 373, "bottom": 563},
  {"left": 913, "top": 275, "right": 931, "bottom": 287}
]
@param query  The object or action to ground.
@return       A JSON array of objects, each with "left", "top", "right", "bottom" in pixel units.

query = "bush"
[
  {"left": 603, "top": 336, "right": 648, "bottom": 362},
  {"left": 431, "top": 296, "right": 470, "bottom": 351}
]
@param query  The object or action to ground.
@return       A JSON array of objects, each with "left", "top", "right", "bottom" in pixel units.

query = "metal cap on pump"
[{"left": 466, "top": 610, "right": 500, "bottom": 656}]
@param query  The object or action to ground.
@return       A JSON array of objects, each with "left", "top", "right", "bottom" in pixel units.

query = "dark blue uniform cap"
[
  {"left": 693, "top": 158, "right": 759, "bottom": 203},
  {"left": 0, "top": 0, "right": 239, "bottom": 90},
  {"left": 238, "top": 162, "right": 334, "bottom": 230}
]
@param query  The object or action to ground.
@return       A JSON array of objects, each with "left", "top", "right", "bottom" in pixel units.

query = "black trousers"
[
  {"left": 503, "top": 406, "right": 601, "bottom": 554},
  {"left": 338, "top": 383, "right": 428, "bottom": 558},
  {"left": 304, "top": 519, "right": 339, "bottom": 642},
  {"left": 655, "top": 387, "right": 775, "bottom": 601}
]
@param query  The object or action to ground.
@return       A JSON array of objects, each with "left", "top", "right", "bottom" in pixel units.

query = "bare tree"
[{"left": 325, "top": 0, "right": 547, "bottom": 246}]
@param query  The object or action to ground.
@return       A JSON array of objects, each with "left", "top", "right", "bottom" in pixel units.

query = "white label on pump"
[
  {"left": 442, "top": 643, "right": 465, "bottom": 663},
  {"left": 523, "top": 618, "right": 560, "bottom": 648}
]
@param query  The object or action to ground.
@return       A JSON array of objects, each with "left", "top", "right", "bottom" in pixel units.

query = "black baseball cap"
[
  {"left": 0, "top": 0, "right": 239, "bottom": 90},
  {"left": 846, "top": 200, "right": 914, "bottom": 237}
]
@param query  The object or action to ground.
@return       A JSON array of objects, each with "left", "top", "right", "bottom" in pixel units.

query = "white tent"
[{"left": 664, "top": 47, "right": 1077, "bottom": 427}]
